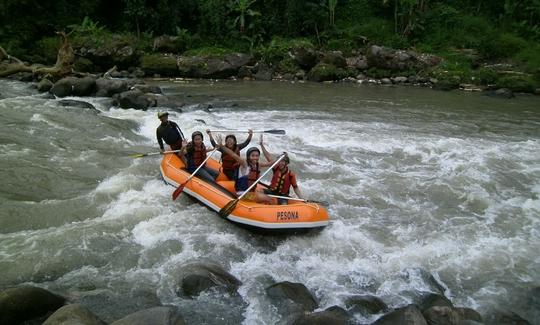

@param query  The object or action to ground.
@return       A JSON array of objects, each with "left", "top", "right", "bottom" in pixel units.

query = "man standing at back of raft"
[{"left": 156, "top": 111, "right": 186, "bottom": 163}]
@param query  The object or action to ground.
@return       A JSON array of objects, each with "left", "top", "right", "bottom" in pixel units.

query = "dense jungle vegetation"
[{"left": 1, "top": 0, "right": 539, "bottom": 90}]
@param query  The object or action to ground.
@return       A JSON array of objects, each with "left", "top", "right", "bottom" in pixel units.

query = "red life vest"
[
  {"left": 270, "top": 167, "right": 295, "bottom": 195},
  {"left": 221, "top": 146, "right": 240, "bottom": 171},
  {"left": 191, "top": 143, "right": 206, "bottom": 166}
]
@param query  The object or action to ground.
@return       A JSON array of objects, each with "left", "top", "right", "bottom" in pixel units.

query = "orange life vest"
[{"left": 187, "top": 143, "right": 206, "bottom": 170}]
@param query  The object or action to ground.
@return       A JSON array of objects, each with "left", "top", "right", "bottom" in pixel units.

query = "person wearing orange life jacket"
[
  {"left": 260, "top": 135, "right": 304, "bottom": 205},
  {"left": 206, "top": 129, "right": 253, "bottom": 180},
  {"left": 181, "top": 131, "right": 219, "bottom": 183},
  {"left": 214, "top": 135, "right": 274, "bottom": 203}
]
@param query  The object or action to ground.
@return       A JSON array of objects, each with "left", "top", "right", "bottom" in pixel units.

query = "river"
[{"left": 0, "top": 79, "right": 539, "bottom": 324}]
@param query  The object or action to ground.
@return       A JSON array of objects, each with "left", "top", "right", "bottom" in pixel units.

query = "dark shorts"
[{"left": 169, "top": 139, "right": 183, "bottom": 151}]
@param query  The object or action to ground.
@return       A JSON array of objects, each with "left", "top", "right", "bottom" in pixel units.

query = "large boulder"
[
  {"left": 292, "top": 306, "right": 350, "bottom": 325},
  {"left": 43, "top": 304, "right": 105, "bottom": 325},
  {"left": 177, "top": 262, "right": 242, "bottom": 298},
  {"left": 322, "top": 51, "right": 347, "bottom": 68},
  {"left": 140, "top": 54, "right": 179, "bottom": 77},
  {"left": 113, "top": 89, "right": 157, "bottom": 110},
  {"left": 266, "top": 281, "right": 318, "bottom": 312},
  {"left": 345, "top": 294, "right": 388, "bottom": 315},
  {"left": 76, "top": 36, "right": 140, "bottom": 71},
  {"left": 290, "top": 46, "right": 319, "bottom": 70},
  {"left": 111, "top": 306, "right": 186, "bottom": 325},
  {"left": 95, "top": 78, "right": 131, "bottom": 97},
  {"left": 0, "top": 286, "right": 66, "bottom": 324},
  {"left": 366, "top": 45, "right": 441, "bottom": 72},
  {"left": 373, "top": 304, "right": 428, "bottom": 325},
  {"left": 307, "top": 63, "right": 346, "bottom": 82},
  {"left": 50, "top": 76, "right": 97, "bottom": 97}
]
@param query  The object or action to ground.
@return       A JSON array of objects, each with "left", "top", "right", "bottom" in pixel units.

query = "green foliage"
[
  {"left": 276, "top": 57, "right": 300, "bottom": 74},
  {"left": 366, "top": 67, "right": 392, "bottom": 79},
  {"left": 183, "top": 47, "right": 237, "bottom": 57},
  {"left": 479, "top": 33, "right": 528, "bottom": 60},
  {"left": 258, "top": 37, "right": 314, "bottom": 63},
  {"left": 496, "top": 75, "right": 537, "bottom": 93},
  {"left": 68, "top": 16, "right": 106, "bottom": 37},
  {"left": 35, "top": 37, "right": 62, "bottom": 64},
  {"left": 514, "top": 43, "right": 540, "bottom": 72}
]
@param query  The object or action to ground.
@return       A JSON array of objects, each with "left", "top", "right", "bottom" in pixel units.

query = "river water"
[{"left": 0, "top": 79, "right": 539, "bottom": 324}]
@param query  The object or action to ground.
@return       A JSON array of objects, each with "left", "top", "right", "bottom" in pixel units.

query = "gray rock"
[
  {"left": 113, "top": 89, "right": 157, "bottom": 110},
  {"left": 58, "top": 99, "right": 96, "bottom": 110},
  {"left": 423, "top": 306, "right": 461, "bottom": 325},
  {"left": 322, "top": 51, "right": 347, "bottom": 68},
  {"left": 253, "top": 62, "right": 273, "bottom": 81},
  {"left": 266, "top": 281, "right": 318, "bottom": 312},
  {"left": 0, "top": 286, "right": 66, "bottom": 324},
  {"left": 153, "top": 35, "right": 186, "bottom": 53},
  {"left": 345, "top": 294, "right": 388, "bottom": 314},
  {"left": 373, "top": 304, "right": 428, "bottom": 325},
  {"left": 43, "top": 304, "right": 105, "bottom": 325},
  {"left": 417, "top": 292, "right": 454, "bottom": 312},
  {"left": 178, "top": 262, "right": 242, "bottom": 298},
  {"left": 111, "top": 306, "right": 186, "bottom": 325},
  {"left": 95, "top": 78, "right": 130, "bottom": 97},
  {"left": 291, "top": 46, "right": 319, "bottom": 70},
  {"left": 37, "top": 78, "right": 54, "bottom": 92},
  {"left": 293, "top": 305, "right": 350, "bottom": 325}
]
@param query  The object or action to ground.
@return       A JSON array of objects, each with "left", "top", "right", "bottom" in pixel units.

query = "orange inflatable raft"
[{"left": 160, "top": 152, "right": 330, "bottom": 232}]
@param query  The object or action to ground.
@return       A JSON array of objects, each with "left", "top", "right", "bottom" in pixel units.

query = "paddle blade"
[
  {"left": 264, "top": 129, "right": 286, "bottom": 135},
  {"left": 130, "top": 154, "right": 146, "bottom": 158},
  {"left": 308, "top": 200, "right": 329, "bottom": 207},
  {"left": 172, "top": 183, "right": 186, "bottom": 200},
  {"left": 218, "top": 199, "right": 239, "bottom": 218}
]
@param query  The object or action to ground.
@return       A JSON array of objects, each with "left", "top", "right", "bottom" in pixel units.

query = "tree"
[{"left": 231, "top": 0, "right": 260, "bottom": 33}]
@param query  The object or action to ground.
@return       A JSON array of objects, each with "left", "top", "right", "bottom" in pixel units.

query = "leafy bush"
[
  {"left": 258, "top": 37, "right": 314, "bottom": 63},
  {"left": 496, "top": 75, "right": 537, "bottom": 92},
  {"left": 183, "top": 46, "right": 237, "bottom": 57},
  {"left": 479, "top": 33, "right": 528, "bottom": 59},
  {"left": 514, "top": 43, "right": 540, "bottom": 73}
]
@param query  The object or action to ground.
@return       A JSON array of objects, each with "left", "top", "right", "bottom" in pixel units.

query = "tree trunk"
[{"left": 0, "top": 31, "right": 74, "bottom": 79}]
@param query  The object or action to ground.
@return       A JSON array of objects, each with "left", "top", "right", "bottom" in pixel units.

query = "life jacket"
[
  {"left": 221, "top": 146, "right": 240, "bottom": 171},
  {"left": 235, "top": 163, "right": 260, "bottom": 192},
  {"left": 270, "top": 167, "right": 295, "bottom": 195},
  {"left": 187, "top": 143, "right": 206, "bottom": 170}
]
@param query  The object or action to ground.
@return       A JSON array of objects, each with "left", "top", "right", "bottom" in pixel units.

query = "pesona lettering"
[{"left": 276, "top": 211, "right": 299, "bottom": 221}]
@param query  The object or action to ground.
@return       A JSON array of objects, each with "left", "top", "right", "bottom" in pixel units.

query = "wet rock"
[
  {"left": 111, "top": 306, "right": 186, "bottom": 325},
  {"left": 266, "top": 281, "right": 318, "bottom": 312},
  {"left": 177, "top": 262, "right": 242, "bottom": 298},
  {"left": 322, "top": 51, "right": 347, "bottom": 68},
  {"left": 37, "top": 78, "right": 53, "bottom": 92},
  {"left": 423, "top": 306, "right": 461, "bottom": 325},
  {"left": 484, "top": 88, "right": 515, "bottom": 99},
  {"left": 417, "top": 292, "right": 454, "bottom": 312},
  {"left": 43, "top": 303, "right": 105, "bottom": 325},
  {"left": 366, "top": 45, "right": 441, "bottom": 72},
  {"left": 292, "top": 305, "right": 350, "bottom": 325},
  {"left": 95, "top": 78, "right": 130, "bottom": 97},
  {"left": 345, "top": 294, "right": 388, "bottom": 314},
  {"left": 50, "top": 76, "right": 97, "bottom": 97},
  {"left": 238, "top": 66, "right": 253, "bottom": 79},
  {"left": 224, "top": 53, "right": 255, "bottom": 69},
  {"left": 485, "top": 310, "right": 531, "bottom": 325},
  {"left": 0, "top": 286, "right": 66, "bottom": 324},
  {"left": 58, "top": 99, "right": 96, "bottom": 110},
  {"left": 253, "top": 62, "right": 273, "bottom": 81},
  {"left": 455, "top": 307, "right": 483, "bottom": 323},
  {"left": 402, "top": 268, "right": 447, "bottom": 296},
  {"left": 77, "top": 41, "right": 139, "bottom": 71},
  {"left": 347, "top": 55, "right": 369, "bottom": 70},
  {"left": 373, "top": 304, "right": 428, "bottom": 325},
  {"left": 113, "top": 89, "right": 157, "bottom": 110},
  {"left": 132, "top": 84, "right": 163, "bottom": 94}
]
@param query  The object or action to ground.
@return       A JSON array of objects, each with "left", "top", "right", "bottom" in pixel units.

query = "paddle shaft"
[
  {"left": 266, "top": 194, "right": 328, "bottom": 206},
  {"left": 133, "top": 149, "right": 182, "bottom": 157},
  {"left": 209, "top": 129, "right": 285, "bottom": 135}
]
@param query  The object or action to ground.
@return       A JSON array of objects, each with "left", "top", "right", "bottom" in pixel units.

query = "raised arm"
[
  {"left": 237, "top": 129, "right": 253, "bottom": 150},
  {"left": 260, "top": 134, "right": 274, "bottom": 162},
  {"left": 215, "top": 135, "right": 247, "bottom": 167},
  {"left": 206, "top": 129, "right": 217, "bottom": 148}
]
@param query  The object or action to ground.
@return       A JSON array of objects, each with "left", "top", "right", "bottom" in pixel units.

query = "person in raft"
[
  {"left": 260, "top": 134, "right": 304, "bottom": 205},
  {"left": 213, "top": 135, "right": 274, "bottom": 203},
  {"left": 206, "top": 129, "right": 253, "bottom": 180},
  {"left": 181, "top": 131, "right": 219, "bottom": 183},
  {"left": 156, "top": 111, "right": 186, "bottom": 163}
]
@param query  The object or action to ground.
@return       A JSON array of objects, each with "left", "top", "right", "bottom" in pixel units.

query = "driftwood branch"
[{"left": 0, "top": 31, "right": 74, "bottom": 79}]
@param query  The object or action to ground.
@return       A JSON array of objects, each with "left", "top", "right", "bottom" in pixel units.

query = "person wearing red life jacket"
[
  {"left": 181, "top": 131, "right": 219, "bottom": 183},
  {"left": 260, "top": 135, "right": 304, "bottom": 205},
  {"left": 206, "top": 129, "right": 253, "bottom": 180},
  {"left": 213, "top": 135, "right": 274, "bottom": 203}
]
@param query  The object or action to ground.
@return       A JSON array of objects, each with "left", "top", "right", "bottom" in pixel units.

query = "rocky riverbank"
[{"left": 1, "top": 261, "right": 533, "bottom": 324}]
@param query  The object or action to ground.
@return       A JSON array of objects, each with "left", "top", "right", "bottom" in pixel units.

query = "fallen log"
[{"left": 0, "top": 31, "right": 74, "bottom": 79}]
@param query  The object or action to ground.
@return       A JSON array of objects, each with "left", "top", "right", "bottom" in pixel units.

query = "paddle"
[
  {"left": 219, "top": 153, "right": 286, "bottom": 218},
  {"left": 172, "top": 148, "right": 218, "bottom": 200},
  {"left": 130, "top": 149, "right": 182, "bottom": 158},
  {"left": 209, "top": 129, "right": 286, "bottom": 135},
  {"left": 266, "top": 194, "right": 329, "bottom": 207}
]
